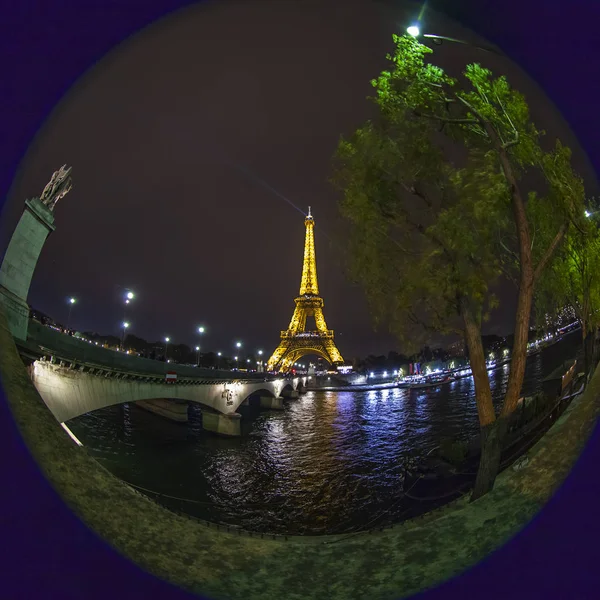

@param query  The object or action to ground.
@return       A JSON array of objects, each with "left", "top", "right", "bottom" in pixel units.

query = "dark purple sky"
[{"left": 1, "top": 0, "right": 597, "bottom": 359}]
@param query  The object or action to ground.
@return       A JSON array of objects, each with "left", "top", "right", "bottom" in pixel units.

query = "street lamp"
[
  {"left": 121, "top": 321, "right": 130, "bottom": 350},
  {"left": 216, "top": 351, "right": 222, "bottom": 370},
  {"left": 195, "top": 345, "right": 200, "bottom": 366},
  {"left": 258, "top": 349, "right": 263, "bottom": 372},
  {"left": 66, "top": 297, "right": 76, "bottom": 330},
  {"left": 234, "top": 355, "right": 238, "bottom": 369},
  {"left": 405, "top": 24, "right": 502, "bottom": 55},
  {"left": 123, "top": 290, "right": 135, "bottom": 323},
  {"left": 165, "top": 336, "right": 170, "bottom": 361}
]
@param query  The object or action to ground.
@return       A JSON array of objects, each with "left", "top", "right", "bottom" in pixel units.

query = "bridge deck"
[{"left": 22, "top": 319, "right": 278, "bottom": 382}]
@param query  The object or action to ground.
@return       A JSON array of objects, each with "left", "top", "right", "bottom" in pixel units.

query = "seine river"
[{"left": 67, "top": 331, "right": 580, "bottom": 535}]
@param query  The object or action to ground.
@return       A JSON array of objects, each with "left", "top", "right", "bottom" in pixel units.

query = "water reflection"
[{"left": 68, "top": 332, "right": 580, "bottom": 534}]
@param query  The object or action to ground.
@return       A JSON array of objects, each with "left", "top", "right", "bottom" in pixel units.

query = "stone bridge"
[
  {"left": 29, "top": 357, "right": 306, "bottom": 435},
  {"left": 19, "top": 320, "right": 306, "bottom": 436}
]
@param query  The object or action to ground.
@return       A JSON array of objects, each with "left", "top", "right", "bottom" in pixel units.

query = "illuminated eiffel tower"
[{"left": 267, "top": 207, "right": 344, "bottom": 373}]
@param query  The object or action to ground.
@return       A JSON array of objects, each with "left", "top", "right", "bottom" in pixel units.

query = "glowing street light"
[
  {"left": 165, "top": 336, "right": 170, "bottom": 360},
  {"left": 198, "top": 325, "right": 205, "bottom": 334},
  {"left": 234, "top": 355, "right": 238, "bottom": 369},
  {"left": 121, "top": 321, "right": 130, "bottom": 350},
  {"left": 236, "top": 341, "right": 242, "bottom": 349},
  {"left": 66, "top": 296, "right": 77, "bottom": 330},
  {"left": 406, "top": 24, "right": 420, "bottom": 37},
  {"left": 195, "top": 345, "right": 201, "bottom": 365}
]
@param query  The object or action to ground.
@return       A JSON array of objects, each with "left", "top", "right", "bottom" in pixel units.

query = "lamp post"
[
  {"left": 121, "top": 321, "right": 129, "bottom": 350},
  {"left": 66, "top": 297, "right": 76, "bottom": 330},
  {"left": 123, "top": 290, "right": 135, "bottom": 324},
  {"left": 195, "top": 345, "right": 201, "bottom": 366},
  {"left": 165, "top": 337, "right": 170, "bottom": 361},
  {"left": 406, "top": 24, "right": 502, "bottom": 55},
  {"left": 257, "top": 349, "right": 263, "bottom": 372},
  {"left": 216, "top": 351, "right": 222, "bottom": 370},
  {"left": 234, "top": 341, "right": 242, "bottom": 369}
]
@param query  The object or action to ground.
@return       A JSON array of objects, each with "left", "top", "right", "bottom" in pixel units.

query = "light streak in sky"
[{"left": 234, "top": 163, "right": 307, "bottom": 217}]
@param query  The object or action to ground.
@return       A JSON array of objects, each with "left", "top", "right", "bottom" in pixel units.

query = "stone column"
[
  {"left": 259, "top": 396, "right": 284, "bottom": 410},
  {"left": 281, "top": 388, "right": 299, "bottom": 399},
  {"left": 0, "top": 198, "right": 55, "bottom": 340},
  {"left": 202, "top": 411, "right": 242, "bottom": 436}
]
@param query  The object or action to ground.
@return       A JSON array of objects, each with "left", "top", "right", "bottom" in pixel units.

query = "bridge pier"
[
  {"left": 202, "top": 411, "right": 241, "bottom": 436},
  {"left": 281, "top": 388, "right": 300, "bottom": 399},
  {"left": 259, "top": 396, "right": 284, "bottom": 410}
]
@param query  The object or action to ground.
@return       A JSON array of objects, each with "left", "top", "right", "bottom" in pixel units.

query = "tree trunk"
[
  {"left": 471, "top": 416, "right": 508, "bottom": 501},
  {"left": 501, "top": 273, "right": 534, "bottom": 420},
  {"left": 461, "top": 298, "right": 495, "bottom": 427},
  {"left": 460, "top": 298, "right": 501, "bottom": 499}
]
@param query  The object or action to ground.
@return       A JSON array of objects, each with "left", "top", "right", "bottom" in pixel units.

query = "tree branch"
[
  {"left": 413, "top": 109, "right": 477, "bottom": 125},
  {"left": 533, "top": 222, "right": 568, "bottom": 282}
]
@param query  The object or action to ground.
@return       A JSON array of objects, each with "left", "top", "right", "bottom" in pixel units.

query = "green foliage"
[
  {"left": 332, "top": 33, "right": 585, "bottom": 351},
  {"left": 535, "top": 203, "right": 600, "bottom": 335}
]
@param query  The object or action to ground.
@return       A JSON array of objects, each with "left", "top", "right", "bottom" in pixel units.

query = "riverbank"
[
  {"left": 311, "top": 328, "right": 581, "bottom": 393},
  {"left": 2, "top": 306, "right": 600, "bottom": 600}
]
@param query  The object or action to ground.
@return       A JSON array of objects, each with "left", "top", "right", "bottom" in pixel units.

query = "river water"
[{"left": 67, "top": 331, "right": 581, "bottom": 535}]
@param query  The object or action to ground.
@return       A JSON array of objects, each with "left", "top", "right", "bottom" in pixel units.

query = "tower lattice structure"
[{"left": 267, "top": 207, "right": 344, "bottom": 372}]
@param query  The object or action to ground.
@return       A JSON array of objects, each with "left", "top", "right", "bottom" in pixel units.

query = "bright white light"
[
  {"left": 234, "top": 356, "right": 238, "bottom": 361},
  {"left": 585, "top": 210, "right": 591, "bottom": 217},
  {"left": 127, "top": 291, "right": 134, "bottom": 299},
  {"left": 258, "top": 350, "right": 263, "bottom": 355},
  {"left": 195, "top": 346, "right": 200, "bottom": 351},
  {"left": 123, "top": 321, "right": 129, "bottom": 328},
  {"left": 247, "top": 359, "right": 250, "bottom": 363},
  {"left": 68, "top": 297, "right": 76, "bottom": 304},
  {"left": 383, "top": 371, "right": 388, "bottom": 377},
  {"left": 198, "top": 326, "right": 205, "bottom": 334},
  {"left": 407, "top": 25, "right": 420, "bottom": 37},
  {"left": 217, "top": 352, "right": 222, "bottom": 357},
  {"left": 125, "top": 299, "right": 130, "bottom": 304},
  {"left": 165, "top": 337, "right": 170, "bottom": 342},
  {"left": 393, "top": 370, "right": 398, "bottom": 376},
  {"left": 370, "top": 372, "right": 374, "bottom": 378}
]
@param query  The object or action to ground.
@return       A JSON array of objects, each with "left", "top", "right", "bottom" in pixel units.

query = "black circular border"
[{"left": 1, "top": 1, "right": 600, "bottom": 598}]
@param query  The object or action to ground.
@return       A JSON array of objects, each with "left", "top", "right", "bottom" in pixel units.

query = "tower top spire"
[{"left": 300, "top": 207, "right": 318, "bottom": 295}]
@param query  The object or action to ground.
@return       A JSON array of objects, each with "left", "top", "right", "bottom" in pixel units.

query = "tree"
[
  {"left": 332, "top": 34, "right": 585, "bottom": 499},
  {"left": 535, "top": 206, "right": 600, "bottom": 376}
]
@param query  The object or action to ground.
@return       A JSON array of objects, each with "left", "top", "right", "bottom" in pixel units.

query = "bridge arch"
[{"left": 30, "top": 359, "right": 305, "bottom": 423}]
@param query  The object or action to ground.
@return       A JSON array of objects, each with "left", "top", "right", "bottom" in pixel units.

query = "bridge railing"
[{"left": 25, "top": 320, "right": 281, "bottom": 381}]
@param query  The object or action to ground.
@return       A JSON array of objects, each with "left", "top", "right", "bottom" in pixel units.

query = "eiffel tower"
[{"left": 267, "top": 207, "right": 344, "bottom": 372}]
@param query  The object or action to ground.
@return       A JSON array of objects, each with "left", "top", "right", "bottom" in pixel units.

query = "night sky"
[{"left": 1, "top": 0, "right": 597, "bottom": 359}]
